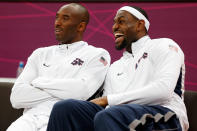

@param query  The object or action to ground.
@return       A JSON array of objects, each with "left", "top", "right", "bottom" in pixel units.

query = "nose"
[
  {"left": 55, "top": 18, "right": 61, "bottom": 27},
  {"left": 112, "top": 23, "right": 119, "bottom": 33}
]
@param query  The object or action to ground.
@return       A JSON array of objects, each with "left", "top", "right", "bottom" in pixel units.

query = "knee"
[
  {"left": 94, "top": 110, "right": 105, "bottom": 125},
  {"left": 94, "top": 109, "right": 111, "bottom": 124},
  {"left": 52, "top": 99, "right": 79, "bottom": 114}
]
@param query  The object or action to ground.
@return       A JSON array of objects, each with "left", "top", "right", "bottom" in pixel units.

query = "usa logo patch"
[
  {"left": 99, "top": 56, "right": 107, "bottom": 66},
  {"left": 169, "top": 45, "right": 178, "bottom": 53},
  {"left": 71, "top": 58, "right": 84, "bottom": 66}
]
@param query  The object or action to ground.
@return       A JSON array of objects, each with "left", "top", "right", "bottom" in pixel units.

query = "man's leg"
[
  {"left": 47, "top": 99, "right": 104, "bottom": 131},
  {"left": 94, "top": 104, "right": 182, "bottom": 131},
  {"left": 7, "top": 114, "right": 37, "bottom": 131}
]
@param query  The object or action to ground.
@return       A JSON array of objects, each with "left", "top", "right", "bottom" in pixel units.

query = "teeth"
[
  {"left": 55, "top": 29, "right": 62, "bottom": 32},
  {"left": 114, "top": 32, "right": 124, "bottom": 38}
]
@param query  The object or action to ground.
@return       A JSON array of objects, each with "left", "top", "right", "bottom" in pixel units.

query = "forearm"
[
  {"left": 10, "top": 82, "right": 53, "bottom": 109},
  {"left": 107, "top": 81, "right": 172, "bottom": 106},
  {"left": 32, "top": 77, "right": 102, "bottom": 100}
]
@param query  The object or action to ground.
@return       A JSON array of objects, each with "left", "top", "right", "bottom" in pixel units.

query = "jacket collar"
[
  {"left": 57, "top": 41, "right": 88, "bottom": 54},
  {"left": 123, "top": 35, "right": 150, "bottom": 58}
]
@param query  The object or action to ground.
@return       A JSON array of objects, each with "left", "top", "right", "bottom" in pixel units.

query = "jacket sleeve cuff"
[{"left": 107, "top": 94, "right": 122, "bottom": 106}]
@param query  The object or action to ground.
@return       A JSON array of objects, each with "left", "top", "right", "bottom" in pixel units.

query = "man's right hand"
[{"left": 90, "top": 96, "right": 108, "bottom": 107}]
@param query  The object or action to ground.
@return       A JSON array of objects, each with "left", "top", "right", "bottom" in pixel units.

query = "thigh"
[
  {"left": 47, "top": 99, "right": 104, "bottom": 131},
  {"left": 94, "top": 104, "right": 153, "bottom": 131},
  {"left": 103, "top": 104, "right": 181, "bottom": 131},
  {"left": 7, "top": 114, "right": 36, "bottom": 131},
  {"left": 130, "top": 105, "right": 182, "bottom": 131},
  {"left": 50, "top": 99, "right": 104, "bottom": 120},
  {"left": 147, "top": 105, "right": 182, "bottom": 131}
]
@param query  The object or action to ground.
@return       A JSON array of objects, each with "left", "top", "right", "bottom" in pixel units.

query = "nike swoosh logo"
[
  {"left": 43, "top": 63, "right": 50, "bottom": 67},
  {"left": 117, "top": 72, "right": 123, "bottom": 76}
]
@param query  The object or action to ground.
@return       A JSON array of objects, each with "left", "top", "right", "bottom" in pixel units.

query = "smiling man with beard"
[
  {"left": 7, "top": 3, "right": 110, "bottom": 131},
  {"left": 46, "top": 6, "right": 189, "bottom": 131}
]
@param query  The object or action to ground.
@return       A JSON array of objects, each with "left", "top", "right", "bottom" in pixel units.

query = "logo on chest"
[
  {"left": 71, "top": 58, "right": 84, "bottom": 66},
  {"left": 43, "top": 63, "right": 50, "bottom": 67},
  {"left": 135, "top": 52, "right": 148, "bottom": 70}
]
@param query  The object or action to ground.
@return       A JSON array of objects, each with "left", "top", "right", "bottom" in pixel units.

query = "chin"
[
  {"left": 115, "top": 45, "right": 123, "bottom": 50},
  {"left": 56, "top": 37, "right": 65, "bottom": 43},
  {"left": 55, "top": 37, "right": 61, "bottom": 41},
  {"left": 115, "top": 41, "right": 127, "bottom": 50}
]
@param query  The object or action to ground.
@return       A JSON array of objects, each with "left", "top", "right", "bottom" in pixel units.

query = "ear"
[
  {"left": 77, "top": 22, "right": 86, "bottom": 32},
  {"left": 137, "top": 20, "right": 145, "bottom": 32}
]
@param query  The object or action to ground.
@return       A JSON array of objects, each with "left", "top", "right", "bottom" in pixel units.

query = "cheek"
[
  {"left": 65, "top": 23, "right": 77, "bottom": 32},
  {"left": 127, "top": 26, "right": 136, "bottom": 37},
  {"left": 62, "top": 26, "right": 72, "bottom": 35},
  {"left": 62, "top": 25, "right": 78, "bottom": 40}
]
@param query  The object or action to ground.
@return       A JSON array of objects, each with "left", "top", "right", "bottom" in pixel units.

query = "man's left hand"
[{"left": 90, "top": 96, "right": 108, "bottom": 107}]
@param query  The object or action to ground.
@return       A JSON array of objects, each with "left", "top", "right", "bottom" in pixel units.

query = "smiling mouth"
[
  {"left": 114, "top": 32, "right": 124, "bottom": 44},
  {"left": 114, "top": 32, "right": 124, "bottom": 39},
  {"left": 55, "top": 28, "right": 63, "bottom": 34}
]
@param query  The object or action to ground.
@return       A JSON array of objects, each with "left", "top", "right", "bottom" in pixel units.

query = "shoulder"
[
  {"left": 32, "top": 45, "right": 55, "bottom": 54},
  {"left": 109, "top": 58, "right": 122, "bottom": 70},
  {"left": 86, "top": 45, "right": 110, "bottom": 55},
  {"left": 147, "top": 38, "right": 184, "bottom": 63},
  {"left": 149, "top": 38, "right": 184, "bottom": 56},
  {"left": 150, "top": 38, "right": 181, "bottom": 49},
  {"left": 29, "top": 45, "right": 56, "bottom": 58},
  {"left": 83, "top": 44, "right": 111, "bottom": 65},
  {"left": 84, "top": 44, "right": 111, "bottom": 60}
]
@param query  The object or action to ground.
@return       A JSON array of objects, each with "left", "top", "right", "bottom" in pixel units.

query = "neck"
[
  {"left": 126, "top": 44, "right": 132, "bottom": 53},
  {"left": 125, "top": 33, "right": 147, "bottom": 53},
  {"left": 60, "top": 36, "right": 83, "bottom": 45}
]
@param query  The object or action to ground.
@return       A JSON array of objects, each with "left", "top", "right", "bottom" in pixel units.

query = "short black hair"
[
  {"left": 69, "top": 3, "right": 90, "bottom": 24},
  {"left": 130, "top": 6, "right": 149, "bottom": 20}
]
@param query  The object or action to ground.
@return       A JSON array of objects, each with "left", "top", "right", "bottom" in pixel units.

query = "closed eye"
[{"left": 63, "top": 15, "right": 69, "bottom": 21}]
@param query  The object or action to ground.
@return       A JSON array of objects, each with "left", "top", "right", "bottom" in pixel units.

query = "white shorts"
[{"left": 7, "top": 114, "right": 49, "bottom": 131}]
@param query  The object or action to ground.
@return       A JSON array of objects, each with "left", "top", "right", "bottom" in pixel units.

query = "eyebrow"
[
  {"left": 114, "top": 16, "right": 125, "bottom": 21},
  {"left": 63, "top": 14, "right": 69, "bottom": 18},
  {"left": 55, "top": 13, "right": 70, "bottom": 17}
]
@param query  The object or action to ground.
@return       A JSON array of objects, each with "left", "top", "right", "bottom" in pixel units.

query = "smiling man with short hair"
[
  {"left": 46, "top": 5, "right": 189, "bottom": 131},
  {"left": 7, "top": 3, "right": 110, "bottom": 131}
]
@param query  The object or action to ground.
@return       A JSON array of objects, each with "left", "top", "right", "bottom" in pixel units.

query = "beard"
[{"left": 115, "top": 38, "right": 127, "bottom": 50}]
